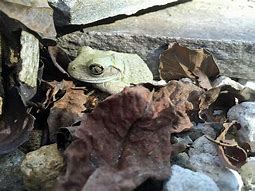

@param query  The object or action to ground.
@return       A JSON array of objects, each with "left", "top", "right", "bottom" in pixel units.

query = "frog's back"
[{"left": 113, "top": 53, "right": 153, "bottom": 85}]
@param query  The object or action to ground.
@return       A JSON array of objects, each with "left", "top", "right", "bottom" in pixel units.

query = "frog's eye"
[{"left": 88, "top": 63, "right": 104, "bottom": 75}]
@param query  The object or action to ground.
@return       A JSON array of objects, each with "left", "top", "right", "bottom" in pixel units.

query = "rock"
[
  {"left": 0, "top": 149, "right": 25, "bottom": 191},
  {"left": 19, "top": 129, "right": 43, "bottom": 153},
  {"left": 58, "top": 0, "right": 255, "bottom": 80},
  {"left": 171, "top": 152, "right": 190, "bottom": 168},
  {"left": 239, "top": 157, "right": 255, "bottom": 191},
  {"left": 212, "top": 76, "right": 255, "bottom": 102},
  {"left": 19, "top": 30, "right": 39, "bottom": 88},
  {"left": 48, "top": 0, "right": 179, "bottom": 26},
  {"left": 213, "top": 76, "right": 245, "bottom": 90},
  {"left": 21, "top": 144, "right": 64, "bottom": 191},
  {"left": 239, "top": 79, "right": 255, "bottom": 90},
  {"left": 172, "top": 135, "right": 193, "bottom": 145},
  {"left": 164, "top": 165, "right": 219, "bottom": 191},
  {"left": 188, "top": 123, "right": 216, "bottom": 141},
  {"left": 19, "top": 30, "right": 40, "bottom": 102},
  {"left": 189, "top": 136, "right": 243, "bottom": 191},
  {"left": 227, "top": 102, "right": 255, "bottom": 150}
]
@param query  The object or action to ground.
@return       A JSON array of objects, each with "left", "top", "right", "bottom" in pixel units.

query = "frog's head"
[{"left": 68, "top": 47, "right": 122, "bottom": 83}]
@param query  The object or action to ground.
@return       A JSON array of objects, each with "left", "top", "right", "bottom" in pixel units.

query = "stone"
[
  {"left": 188, "top": 136, "right": 243, "bottom": 191},
  {"left": 171, "top": 152, "right": 190, "bottom": 168},
  {"left": 212, "top": 76, "right": 255, "bottom": 102},
  {"left": 19, "top": 129, "right": 43, "bottom": 153},
  {"left": 19, "top": 30, "right": 39, "bottom": 88},
  {"left": 0, "top": 149, "right": 25, "bottom": 191},
  {"left": 48, "top": 0, "right": 179, "bottom": 26},
  {"left": 21, "top": 144, "right": 64, "bottom": 191},
  {"left": 188, "top": 123, "right": 216, "bottom": 141},
  {"left": 239, "top": 79, "right": 255, "bottom": 90},
  {"left": 239, "top": 157, "right": 255, "bottom": 191},
  {"left": 18, "top": 30, "right": 40, "bottom": 102},
  {"left": 213, "top": 76, "right": 245, "bottom": 90},
  {"left": 164, "top": 165, "right": 220, "bottom": 191},
  {"left": 172, "top": 135, "right": 193, "bottom": 146},
  {"left": 227, "top": 102, "right": 255, "bottom": 151},
  {"left": 58, "top": 0, "right": 255, "bottom": 80}
]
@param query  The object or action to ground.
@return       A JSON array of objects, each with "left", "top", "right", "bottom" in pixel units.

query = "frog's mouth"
[{"left": 76, "top": 65, "right": 122, "bottom": 83}]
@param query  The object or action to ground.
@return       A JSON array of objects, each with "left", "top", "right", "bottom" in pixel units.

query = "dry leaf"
[
  {"left": 0, "top": 88, "right": 34, "bottom": 154},
  {"left": 48, "top": 46, "right": 70, "bottom": 76},
  {"left": 156, "top": 80, "right": 203, "bottom": 128},
  {"left": 56, "top": 86, "right": 172, "bottom": 191},
  {"left": 159, "top": 43, "right": 219, "bottom": 90},
  {"left": 198, "top": 87, "right": 221, "bottom": 121},
  {"left": 55, "top": 80, "right": 218, "bottom": 191},
  {"left": 47, "top": 80, "right": 90, "bottom": 142},
  {"left": 206, "top": 121, "right": 248, "bottom": 170}
]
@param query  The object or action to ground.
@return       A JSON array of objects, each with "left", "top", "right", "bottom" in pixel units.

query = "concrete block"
[{"left": 58, "top": 0, "right": 255, "bottom": 80}]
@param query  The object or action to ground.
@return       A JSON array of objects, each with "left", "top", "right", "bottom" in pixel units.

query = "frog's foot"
[
  {"left": 94, "top": 80, "right": 167, "bottom": 94},
  {"left": 94, "top": 81, "right": 129, "bottom": 94},
  {"left": 151, "top": 80, "right": 167, "bottom": 86}
]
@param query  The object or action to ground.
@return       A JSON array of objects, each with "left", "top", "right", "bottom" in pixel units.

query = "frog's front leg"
[{"left": 94, "top": 81, "right": 129, "bottom": 94}]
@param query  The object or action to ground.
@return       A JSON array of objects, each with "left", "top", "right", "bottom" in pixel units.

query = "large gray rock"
[
  {"left": 58, "top": 0, "right": 255, "bottom": 80},
  {"left": 188, "top": 136, "right": 243, "bottom": 191},
  {"left": 227, "top": 102, "right": 255, "bottom": 151},
  {"left": 48, "top": 0, "right": 179, "bottom": 26},
  {"left": 0, "top": 149, "right": 25, "bottom": 191},
  {"left": 164, "top": 165, "right": 219, "bottom": 191}
]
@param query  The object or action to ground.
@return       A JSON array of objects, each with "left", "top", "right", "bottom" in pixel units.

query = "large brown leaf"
[
  {"left": 55, "top": 81, "right": 213, "bottom": 191},
  {"left": 0, "top": 0, "right": 56, "bottom": 42},
  {"left": 159, "top": 43, "right": 220, "bottom": 90},
  {"left": 0, "top": 88, "right": 34, "bottom": 154}
]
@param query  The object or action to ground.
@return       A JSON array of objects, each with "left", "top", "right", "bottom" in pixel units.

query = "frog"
[{"left": 67, "top": 46, "right": 154, "bottom": 94}]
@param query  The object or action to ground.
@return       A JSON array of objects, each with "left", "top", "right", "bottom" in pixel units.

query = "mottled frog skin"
[{"left": 68, "top": 46, "right": 153, "bottom": 94}]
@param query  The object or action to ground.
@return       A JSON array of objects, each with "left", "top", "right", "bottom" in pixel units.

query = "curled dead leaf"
[
  {"left": 0, "top": 88, "right": 34, "bottom": 154},
  {"left": 48, "top": 46, "right": 70, "bottom": 76},
  {"left": 47, "top": 80, "right": 91, "bottom": 142},
  {"left": 159, "top": 43, "right": 219, "bottom": 90},
  {"left": 206, "top": 121, "right": 248, "bottom": 170}
]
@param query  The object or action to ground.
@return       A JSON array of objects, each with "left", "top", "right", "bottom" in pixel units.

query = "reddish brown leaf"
[
  {"left": 218, "top": 145, "right": 247, "bottom": 170},
  {"left": 56, "top": 86, "right": 169, "bottom": 191},
  {"left": 159, "top": 43, "right": 219, "bottom": 90},
  {"left": 55, "top": 81, "right": 214, "bottom": 191},
  {"left": 155, "top": 80, "right": 203, "bottom": 129},
  {"left": 0, "top": 88, "right": 34, "bottom": 154}
]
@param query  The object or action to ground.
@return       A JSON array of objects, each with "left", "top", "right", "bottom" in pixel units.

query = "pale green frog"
[{"left": 67, "top": 46, "right": 154, "bottom": 94}]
